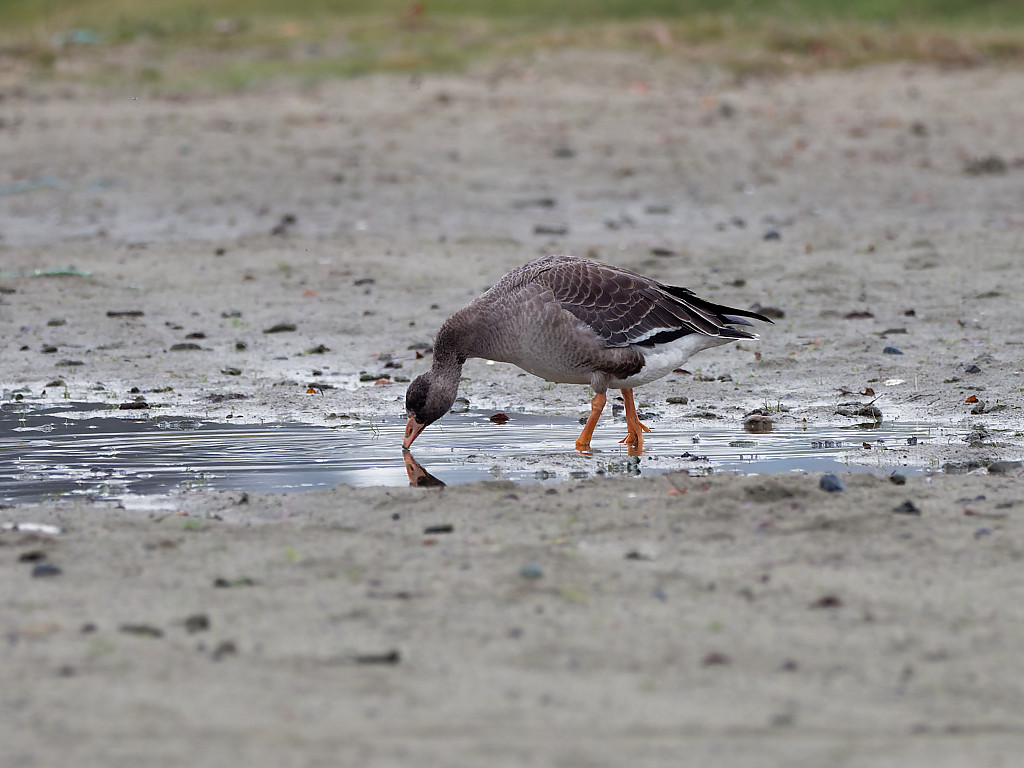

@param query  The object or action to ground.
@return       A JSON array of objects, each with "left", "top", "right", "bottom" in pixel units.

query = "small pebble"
[
  {"left": 819, "top": 473, "right": 845, "bottom": 492},
  {"left": 32, "top": 563, "right": 62, "bottom": 578},
  {"left": 744, "top": 414, "right": 773, "bottom": 433},
  {"left": 964, "top": 364, "right": 982, "bottom": 373},
  {"left": 354, "top": 649, "right": 400, "bottom": 666},
  {"left": 973, "top": 528, "right": 993, "bottom": 540},
  {"left": 666, "top": 396, "right": 689, "bottom": 405},
  {"left": 263, "top": 322, "right": 297, "bottom": 334},
  {"left": 212, "top": 640, "right": 238, "bottom": 661},
  {"left": 763, "top": 230, "right": 781, "bottom": 241},
  {"left": 893, "top": 500, "right": 922, "bottom": 516},
  {"left": 883, "top": 346, "right": 904, "bottom": 355},
  {"left": 519, "top": 563, "right": 544, "bottom": 580},
  {"left": 184, "top": 614, "right": 210, "bottom": 633},
  {"left": 119, "top": 624, "right": 164, "bottom": 638},
  {"left": 702, "top": 652, "right": 731, "bottom": 666},
  {"left": 889, "top": 472, "right": 907, "bottom": 485},
  {"left": 811, "top": 594, "right": 843, "bottom": 609}
]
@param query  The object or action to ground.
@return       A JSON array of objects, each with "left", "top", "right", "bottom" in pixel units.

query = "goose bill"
[{"left": 403, "top": 416, "right": 428, "bottom": 449}]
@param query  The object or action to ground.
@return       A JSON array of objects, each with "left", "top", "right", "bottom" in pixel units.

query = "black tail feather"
[{"left": 661, "top": 284, "right": 775, "bottom": 325}]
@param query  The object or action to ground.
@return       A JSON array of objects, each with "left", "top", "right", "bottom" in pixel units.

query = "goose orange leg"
[
  {"left": 575, "top": 392, "right": 607, "bottom": 452},
  {"left": 619, "top": 388, "right": 650, "bottom": 454}
]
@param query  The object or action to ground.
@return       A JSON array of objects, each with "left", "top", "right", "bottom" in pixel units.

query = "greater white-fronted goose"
[{"left": 403, "top": 254, "right": 771, "bottom": 453}]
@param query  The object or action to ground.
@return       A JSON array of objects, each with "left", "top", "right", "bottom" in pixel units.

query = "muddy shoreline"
[{"left": 2, "top": 54, "right": 1024, "bottom": 765}]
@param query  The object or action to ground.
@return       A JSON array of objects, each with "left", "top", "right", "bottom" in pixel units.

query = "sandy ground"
[{"left": 2, "top": 51, "right": 1024, "bottom": 766}]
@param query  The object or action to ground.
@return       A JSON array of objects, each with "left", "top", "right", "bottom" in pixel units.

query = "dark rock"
[
  {"left": 118, "top": 399, "right": 149, "bottom": 410},
  {"left": 964, "top": 364, "right": 982, "bottom": 373},
  {"left": 56, "top": 359, "right": 84, "bottom": 367},
  {"left": 221, "top": 367, "right": 242, "bottom": 376},
  {"left": 423, "top": 524, "right": 454, "bottom": 534},
  {"left": 106, "top": 310, "right": 144, "bottom": 318},
  {"left": 744, "top": 414, "right": 773, "bottom": 433},
  {"left": 270, "top": 213, "right": 297, "bottom": 235},
  {"left": 889, "top": 472, "right": 907, "bottom": 485},
  {"left": 41, "top": 345, "right": 58, "bottom": 354},
  {"left": 666, "top": 396, "right": 689, "bottom": 405},
  {"left": 883, "top": 346, "right": 904, "bottom": 355},
  {"left": 893, "top": 500, "right": 922, "bottom": 516},
  {"left": 47, "top": 318, "right": 66, "bottom": 327},
  {"left": 214, "top": 577, "right": 255, "bottom": 588},
  {"left": 184, "top": 614, "right": 210, "bottom": 633},
  {"left": 119, "top": 624, "right": 164, "bottom": 638},
  {"left": 169, "top": 343, "right": 203, "bottom": 351},
  {"left": 811, "top": 594, "right": 843, "bottom": 609},
  {"left": 212, "top": 640, "right": 238, "bottom": 661},
  {"left": 964, "top": 155, "right": 1007, "bottom": 175},
  {"left": 819, "top": 473, "right": 846, "bottom": 492},
  {"left": 31, "top": 563, "right": 62, "bottom": 578},
  {"left": 764, "top": 230, "right": 781, "bottom": 241},
  {"left": 19, "top": 550, "right": 47, "bottom": 562},
  {"left": 354, "top": 649, "right": 401, "bottom": 665},
  {"left": 263, "top": 323, "right": 297, "bottom": 334},
  {"left": 512, "top": 197, "right": 556, "bottom": 209}
]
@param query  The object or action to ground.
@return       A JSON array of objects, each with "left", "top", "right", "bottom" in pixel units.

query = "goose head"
[{"left": 403, "top": 369, "right": 459, "bottom": 449}]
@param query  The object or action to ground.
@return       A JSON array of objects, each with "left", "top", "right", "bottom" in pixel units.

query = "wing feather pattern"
[{"left": 524, "top": 255, "right": 771, "bottom": 350}]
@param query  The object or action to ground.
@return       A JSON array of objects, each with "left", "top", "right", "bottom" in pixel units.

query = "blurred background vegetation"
[{"left": 1, "top": 0, "right": 1022, "bottom": 90}]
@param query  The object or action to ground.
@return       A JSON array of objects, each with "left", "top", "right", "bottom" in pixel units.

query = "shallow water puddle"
[{"left": 1, "top": 402, "right": 957, "bottom": 503}]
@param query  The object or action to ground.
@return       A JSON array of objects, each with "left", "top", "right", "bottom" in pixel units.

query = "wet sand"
[{"left": 2, "top": 53, "right": 1024, "bottom": 765}]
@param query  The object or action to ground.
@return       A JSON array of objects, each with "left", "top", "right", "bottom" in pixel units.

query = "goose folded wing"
[{"left": 539, "top": 261, "right": 755, "bottom": 348}]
